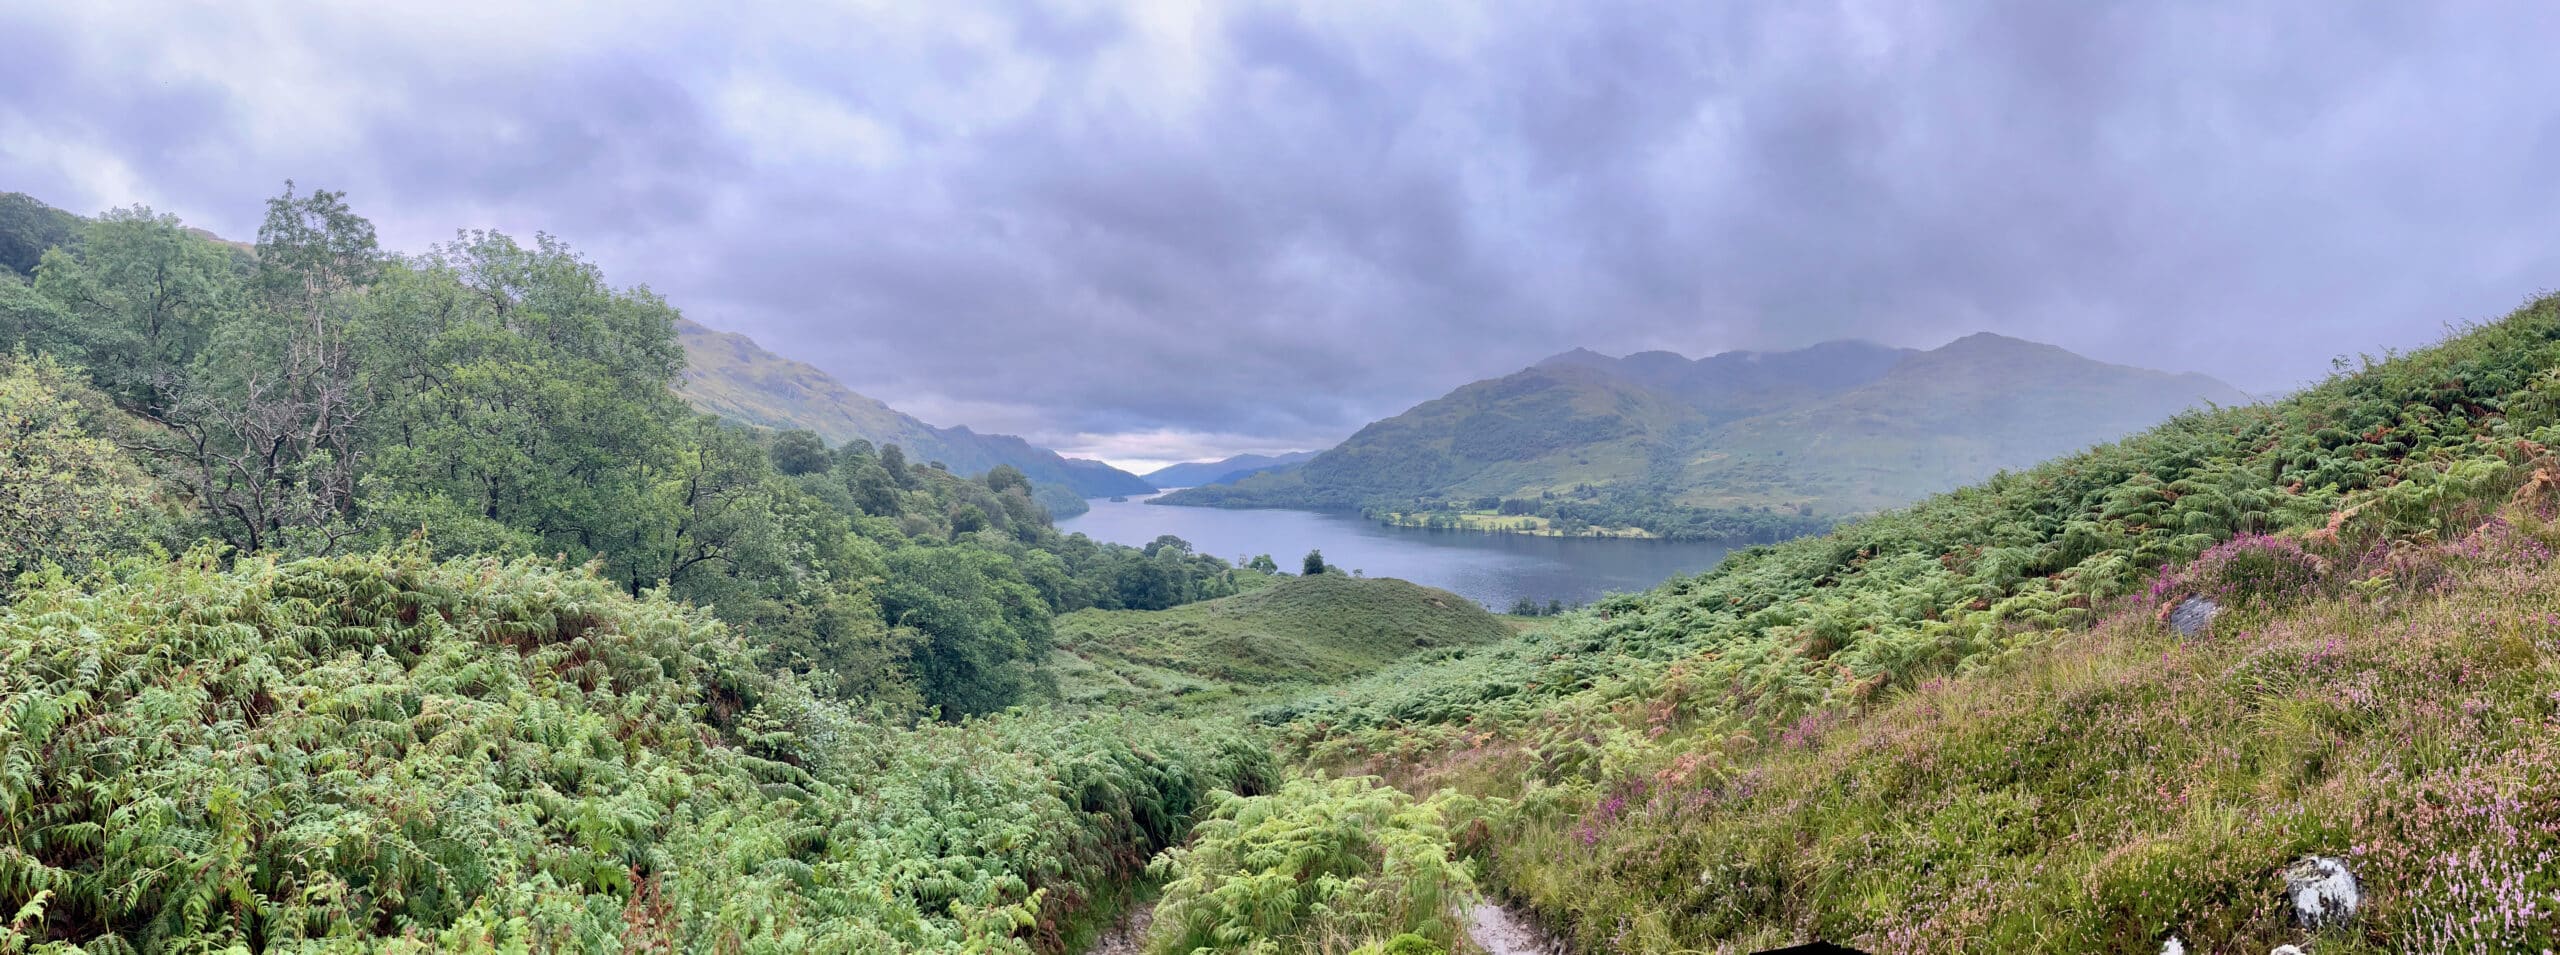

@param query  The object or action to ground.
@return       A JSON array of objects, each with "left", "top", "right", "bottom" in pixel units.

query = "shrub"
[
  {"left": 1145, "top": 777, "right": 1478, "bottom": 955},
  {"left": 2151, "top": 533, "right": 2329, "bottom": 609}
]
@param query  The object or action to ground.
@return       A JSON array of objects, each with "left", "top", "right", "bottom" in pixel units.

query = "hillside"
[
  {"left": 1049, "top": 572, "right": 1514, "bottom": 710},
  {"left": 1140, "top": 449, "right": 1321, "bottom": 488},
  {"left": 1248, "top": 294, "right": 2560, "bottom": 952},
  {"left": 0, "top": 184, "right": 1327, "bottom": 953},
  {"left": 0, "top": 192, "right": 81, "bottom": 277},
  {"left": 1159, "top": 334, "right": 2246, "bottom": 537},
  {"left": 675, "top": 318, "right": 1154, "bottom": 506}
]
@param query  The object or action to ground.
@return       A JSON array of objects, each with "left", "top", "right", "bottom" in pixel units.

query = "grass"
[{"left": 1050, "top": 574, "right": 1514, "bottom": 711}]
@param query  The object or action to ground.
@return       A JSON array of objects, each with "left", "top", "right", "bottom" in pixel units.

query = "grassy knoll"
[{"left": 1050, "top": 573, "right": 1516, "bottom": 710}]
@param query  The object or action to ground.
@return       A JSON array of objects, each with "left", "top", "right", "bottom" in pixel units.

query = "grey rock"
[
  {"left": 2285, "top": 855, "right": 2360, "bottom": 928},
  {"left": 2168, "top": 596, "right": 2220, "bottom": 636}
]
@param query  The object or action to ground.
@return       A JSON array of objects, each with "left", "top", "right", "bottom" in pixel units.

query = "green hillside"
[
  {"left": 1049, "top": 573, "right": 1516, "bottom": 709},
  {"left": 675, "top": 318, "right": 1154, "bottom": 511},
  {"left": 1245, "top": 294, "right": 2560, "bottom": 952},
  {"left": 1160, "top": 334, "right": 2246, "bottom": 538},
  {"left": 1140, "top": 449, "right": 1321, "bottom": 488}
]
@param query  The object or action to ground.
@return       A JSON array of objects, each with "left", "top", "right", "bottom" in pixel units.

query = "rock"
[
  {"left": 2168, "top": 596, "right": 2220, "bottom": 636},
  {"left": 2284, "top": 855, "right": 2360, "bottom": 928},
  {"left": 2160, "top": 937, "right": 2186, "bottom": 955},
  {"left": 2270, "top": 946, "right": 2307, "bottom": 955}
]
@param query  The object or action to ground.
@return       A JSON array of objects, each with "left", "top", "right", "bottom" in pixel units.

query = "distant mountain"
[
  {"left": 1142, "top": 450, "right": 1322, "bottom": 488},
  {"left": 1157, "top": 334, "right": 2248, "bottom": 534},
  {"left": 673, "top": 319, "right": 1154, "bottom": 507}
]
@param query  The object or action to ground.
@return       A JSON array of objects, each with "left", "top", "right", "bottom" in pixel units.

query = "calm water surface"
[{"left": 1058, "top": 491, "right": 1742, "bottom": 609}]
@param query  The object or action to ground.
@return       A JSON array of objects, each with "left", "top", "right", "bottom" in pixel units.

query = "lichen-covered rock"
[
  {"left": 2285, "top": 855, "right": 2360, "bottom": 927},
  {"left": 2168, "top": 595, "right": 2221, "bottom": 636}
]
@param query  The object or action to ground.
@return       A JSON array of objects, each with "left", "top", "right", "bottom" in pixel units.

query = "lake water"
[{"left": 1057, "top": 491, "right": 1742, "bottom": 609}]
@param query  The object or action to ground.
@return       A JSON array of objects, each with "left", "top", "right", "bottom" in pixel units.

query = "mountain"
[
  {"left": 673, "top": 318, "right": 1154, "bottom": 507},
  {"left": 1157, "top": 333, "right": 2247, "bottom": 534},
  {"left": 1142, "top": 450, "right": 1323, "bottom": 488}
]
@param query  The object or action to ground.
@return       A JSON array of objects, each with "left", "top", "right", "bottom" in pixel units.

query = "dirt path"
[
  {"left": 1465, "top": 900, "right": 1564, "bottom": 955},
  {"left": 1084, "top": 900, "right": 1154, "bottom": 955}
]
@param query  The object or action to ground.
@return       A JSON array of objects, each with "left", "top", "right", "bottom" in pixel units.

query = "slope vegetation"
[{"left": 0, "top": 549, "right": 1271, "bottom": 953}]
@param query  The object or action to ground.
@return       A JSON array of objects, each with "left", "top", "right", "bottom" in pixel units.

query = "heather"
[{"left": 1472, "top": 511, "right": 2560, "bottom": 952}]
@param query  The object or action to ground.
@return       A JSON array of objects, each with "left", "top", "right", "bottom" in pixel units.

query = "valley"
[{"left": 7, "top": 44, "right": 2558, "bottom": 951}]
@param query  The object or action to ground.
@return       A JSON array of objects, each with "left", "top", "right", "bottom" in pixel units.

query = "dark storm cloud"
[{"left": 7, "top": 2, "right": 2560, "bottom": 466}]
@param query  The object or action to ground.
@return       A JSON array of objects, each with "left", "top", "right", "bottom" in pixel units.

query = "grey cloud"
[{"left": 8, "top": 1, "right": 2560, "bottom": 461}]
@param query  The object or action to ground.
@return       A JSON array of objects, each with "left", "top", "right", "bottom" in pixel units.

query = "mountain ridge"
[
  {"left": 672, "top": 318, "right": 1154, "bottom": 507},
  {"left": 1157, "top": 332, "right": 2248, "bottom": 534},
  {"left": 1142, "top": 450, "right": 1323, "bottom": 488}
]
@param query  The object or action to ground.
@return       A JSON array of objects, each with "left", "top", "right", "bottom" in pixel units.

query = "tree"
[
  {"left": 769, "top": 428, "right": 831, "bottom": 476},
  {"left": 1302, "top": 549, "right": 1326, "bottom": 575},
  {"left": 0, "top": 274, "right": 69, "bottom": 356},
  {"left": 1247, "top": 554, "right": 1280, "bottom": 574},
  {"left": 0, "top": 357, "right": 162, "bottom": 582},
  {"left": 877, "top": 546, "right": 1054, "bottom": 718},
  {"left": 1508, "top": 597, "right": 1539, "bottom": 616},
  {"left": 878, "top": 443, "right": 913, "bottom": 487},
  {"left": 359, "top": 229, "right": 686, "bottom": 573},
  {"left": 32, "top": 205, "right": 239, "bottom": 406},
  {"left": 984, "top": 463, "right": 1031, "bottom": 495},
  {"left": 844, "top": 455, "right": 903, "bottom": 517},
  {"left": 136, "top": 185, "right": 383, "bottom": 554}
]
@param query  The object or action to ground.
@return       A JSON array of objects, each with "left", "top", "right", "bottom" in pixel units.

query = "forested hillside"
[
  {"left": 674, "top": 318, "right": 1153, "bottom": 515},
  {"left": 1249, "top": 294, "right": 2560, "bottom": 952},
  {"left": 1160, "top": 334, "right": 2245, "bottom": 539}
]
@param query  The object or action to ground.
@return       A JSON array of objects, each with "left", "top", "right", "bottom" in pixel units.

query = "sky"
[{"left": 7, "top": 2, "right": 2560, "bottom": 472}]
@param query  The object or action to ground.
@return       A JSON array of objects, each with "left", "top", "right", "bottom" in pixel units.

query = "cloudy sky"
[{"left": 7, "top": 2, "right": 2559, "bottom": 470}]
